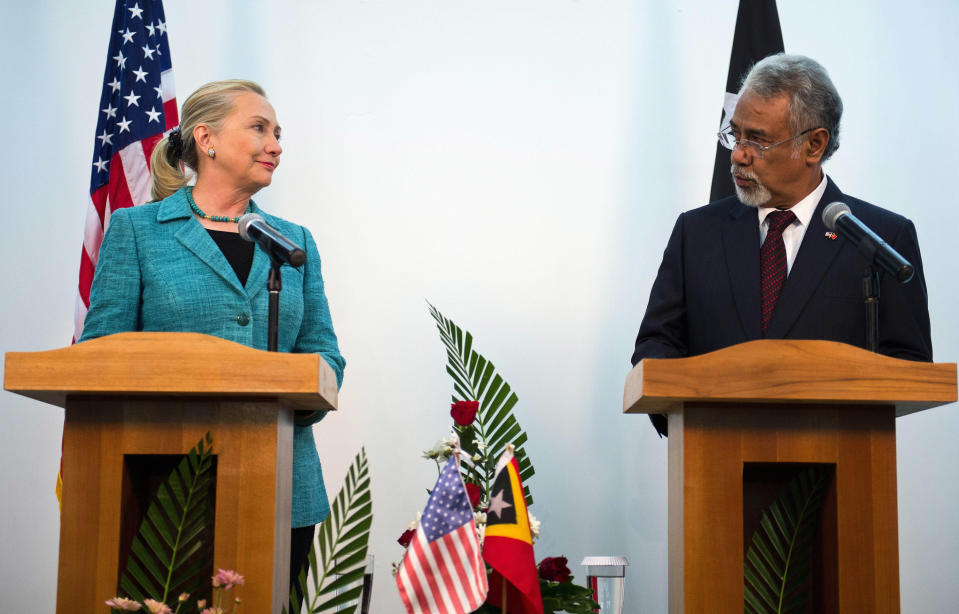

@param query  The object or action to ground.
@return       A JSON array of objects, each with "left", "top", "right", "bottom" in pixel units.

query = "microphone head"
[
  {"left": 289, "top": 248, "right": 307, "bottom": 267},
  {"left": 237, "top": 212, "right": 264, "bottom": 242},
  {"left": 822, "top": 201, "right": 850, "bottom": 231}
]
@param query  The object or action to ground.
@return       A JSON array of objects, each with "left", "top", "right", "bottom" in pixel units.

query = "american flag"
[
  {"left": 396, "top": 458, "right": 488, "bottom": 614},
  {"left": 75, "top": 0, "right": 177, "bottom": 341}
]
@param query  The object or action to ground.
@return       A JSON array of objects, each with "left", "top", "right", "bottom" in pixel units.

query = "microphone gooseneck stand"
[
  {"left": 822, "top": 202, "right": 916, "bottom": 355},
  {"left": 863, "top": 266, "right": 880, "bottom": 353},
  {"left": 267, "top": 258, "right": 283, "bottom": 352},
  {"left": 237, "top": 214, "right": 308, "bottom": 351}
]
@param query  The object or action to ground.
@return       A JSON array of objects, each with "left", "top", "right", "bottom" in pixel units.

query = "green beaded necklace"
[{"left": 186, "top": 187, "right": 251, "bottom": 223}]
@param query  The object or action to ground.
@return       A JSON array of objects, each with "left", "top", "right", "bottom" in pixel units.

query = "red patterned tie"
[{"left": 760, "top": 209, "right": 797, "bottom": 335}]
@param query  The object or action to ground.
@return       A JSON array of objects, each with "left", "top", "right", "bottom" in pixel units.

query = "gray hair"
[{"left": 739, "top": 53, "right": 842, "bottom": 160}]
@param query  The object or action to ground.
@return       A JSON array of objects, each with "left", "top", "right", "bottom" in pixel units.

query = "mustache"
[{"left": 730, "top": 164, "right": 757, "bottom": 181}]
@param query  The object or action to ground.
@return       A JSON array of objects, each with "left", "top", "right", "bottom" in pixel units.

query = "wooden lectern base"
[
  {"left": 59, "top": 396, "right": 293, "bottom": 614},
  {"left": 624, "top": 340, "right": 957, "bottom": 614},
  {"left": 5, "top": 333, "right": 338, "bottom": 614},
  {"left": 669, "top": 402, "right": 897, "bottom": 614}
]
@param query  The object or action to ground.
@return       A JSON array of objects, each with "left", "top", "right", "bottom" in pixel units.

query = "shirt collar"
[{"left": 757, "top": 173, "right": 829, "bottom": 229}]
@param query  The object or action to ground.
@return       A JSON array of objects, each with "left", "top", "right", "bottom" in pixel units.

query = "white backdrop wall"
[{"left": 1, "top": 1, "right": 957, "bottom": 612}]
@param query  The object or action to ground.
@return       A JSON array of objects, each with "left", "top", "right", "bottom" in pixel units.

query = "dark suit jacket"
[{"left": 631, "top": 177, "right": 932, "bottom": 436}]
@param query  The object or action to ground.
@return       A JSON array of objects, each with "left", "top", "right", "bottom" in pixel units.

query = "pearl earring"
[{"left": 207, "top": 148, "right": 216, "bottom": 158}]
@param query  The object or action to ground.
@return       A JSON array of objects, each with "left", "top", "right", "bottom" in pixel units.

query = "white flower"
[
  {"left": 475, "top": 520, "right": 486, "bottom": 544},
  {"left": 422, "top": 432, "right": 459, "bottom": 461},
  {"left": 527, "top": 510, "right": 541, "bottom": 541},
  {"left": 407, "top": 517, "right": 418, "bottom": 531},
  {"left": 472, "top": 439, "right": 488, "bottom": 452},
  {"left": 472, "top": 453, "right": 482, "bottom": 461},
  {"left": 470, "top": 511, "right": 488, "bottom": 544},
  {"left": 422, "top": 443, "right": 446, "bottom": 460}
]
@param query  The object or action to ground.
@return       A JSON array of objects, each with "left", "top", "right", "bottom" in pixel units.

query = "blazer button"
[{"left": 236, "top": 314, "right": 250, "bottom": 326}]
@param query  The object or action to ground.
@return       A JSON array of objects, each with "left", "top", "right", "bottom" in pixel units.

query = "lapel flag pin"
[{"left": 825, "top": 232, "right": 838, "bottom": 240}]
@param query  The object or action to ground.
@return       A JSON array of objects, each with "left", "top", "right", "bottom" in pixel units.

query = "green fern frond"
[
  {"left": 118, "top": 432, "right": 216, "bottom": 604},
  {"left": 287, "top": 447, "right": 373, "bottom": 614},
  {"left": 428, "top": 302, "right": 536, "bottom": 505},
  {"left": 744, "top": 466, "right": 829, "bottom": 614}
]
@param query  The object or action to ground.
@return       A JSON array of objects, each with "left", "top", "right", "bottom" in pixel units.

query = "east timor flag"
[{"left": 483, "top": 446, "right": 543, "bottom": 614}]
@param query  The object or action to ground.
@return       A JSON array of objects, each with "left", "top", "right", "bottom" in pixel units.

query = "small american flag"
[
  {"left": 75, "top": 0, "right": 177, "bottom": 342},
  {"left": 396, "top": 458, "right": 488, "bottom": 614}
]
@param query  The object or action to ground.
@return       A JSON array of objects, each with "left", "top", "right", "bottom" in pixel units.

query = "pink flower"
[
  {"left": 450, "top": 400, "right": 479, "bottom": 426},
  {"left": 105, "top": 597, "right": 142, "bottom": 611},
  {"left": 212, "top": 568, "right": 245, "bottom": 590},
  {"left": 143, "top": 599, "right": 173, "bottom": 614},
  {"left": 177, "top": 593, "right": 189, "bottom": 602},
  {"left": 196, "top": 600, "right": 207, "bottom": 610},
  {"left": 201, "top": 608, "right": 224, "bottom": 614}
]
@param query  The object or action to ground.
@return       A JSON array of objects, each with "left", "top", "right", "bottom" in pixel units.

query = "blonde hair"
[{"left": 150, "top": 79, "right": 267, "bottom": 200}]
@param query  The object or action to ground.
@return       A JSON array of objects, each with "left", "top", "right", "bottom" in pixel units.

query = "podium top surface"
[
  {"left": 624, "top": 339, "right": 956, "bottom": 418},
  {"left": 4, "top": 332, "right": 338, "bottom": 411}
]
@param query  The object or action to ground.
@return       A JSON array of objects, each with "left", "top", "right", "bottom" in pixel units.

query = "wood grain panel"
[
  {"left": 667, "top": 412, "right": 685, "bottom": 614},
  {"left": 677, "top": 405, "right": 745, "bottom": 613},
  {"left": 624, "top": 339, "right": 956, "bottom": 417},
  {"left": 4, "top": 332, "right": 337, "bottom": 411}
]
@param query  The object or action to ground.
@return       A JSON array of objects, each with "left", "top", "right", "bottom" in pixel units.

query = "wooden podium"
[
  {"left": 623, "top": 340, "right": 956, "bottom": 614},
  {"left": 4, "top": 332, "right": 338, "bottom": 614}
]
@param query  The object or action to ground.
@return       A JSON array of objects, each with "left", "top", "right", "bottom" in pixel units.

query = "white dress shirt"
[{"left": 757, "top": 174, "right": 828, "bottom": 275}]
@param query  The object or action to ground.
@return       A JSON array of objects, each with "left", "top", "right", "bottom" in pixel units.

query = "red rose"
[
  {"left": 464, "top": 483, "right": 481, "bottom": 508},
  {"left": 397, "top": 529, "right": 415, "bottom": 548},
  {"left": 538, "top": 556, "right": 571, "bottom": 583},
  {"left": 450, "top": 400, "right": 479, "bottom": 426}
]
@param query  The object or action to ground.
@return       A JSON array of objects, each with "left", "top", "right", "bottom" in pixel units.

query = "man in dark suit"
[{"left": 631, "top": 54, "right": 932, "bottom": 437}]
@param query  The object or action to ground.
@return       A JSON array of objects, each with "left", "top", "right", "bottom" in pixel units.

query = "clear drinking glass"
[{"left": 581, "top": 556, "right": 628, "bottom": 614}]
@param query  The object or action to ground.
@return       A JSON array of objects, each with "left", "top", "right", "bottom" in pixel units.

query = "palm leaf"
[
  {"left": 286, "top": 447, "right": 373, "bottom": 614},
  {"left": 118, "top": 432, "right": 216, "bottom": 604},
  {"left": 428, "top": 302, "right": 536, "bottom": 505},
  {"left": 744, "top": 466, "right": 829, "bottom": 614}
]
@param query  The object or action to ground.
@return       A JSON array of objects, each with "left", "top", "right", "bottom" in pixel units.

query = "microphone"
[
  {"left": 822, "top": 202, "right": 913, "bottom": 283},
  {"left": 238, "top": 213, "right": 307, "bottom": 267}
]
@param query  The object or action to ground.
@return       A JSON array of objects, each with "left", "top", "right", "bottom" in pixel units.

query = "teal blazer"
[{"left": 80, "top": 187, "right": 345, "bottom": 528}]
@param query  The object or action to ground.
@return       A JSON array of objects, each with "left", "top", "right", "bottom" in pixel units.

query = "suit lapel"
[
  {"left": 174, "top": 220, "right": 247, "bottom": 294},
  {"left": 766, "top": 178, "right": 846, "bottom": 338},
  {"left": 244, "top": 239, "right": 270, "bottom": 297},
  {"left": 159, "top": 192, "right": 247, "bottom": 295},
  {"left": 722, "top": 201, "right": 763, "bottom": 340}
]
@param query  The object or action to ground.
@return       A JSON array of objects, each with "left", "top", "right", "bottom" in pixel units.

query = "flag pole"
[{"left": 501, "top": 582, "right": 507, "bottom": 614}]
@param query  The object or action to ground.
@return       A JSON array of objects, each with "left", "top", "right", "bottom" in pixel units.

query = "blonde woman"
[{"left": 81, "top": 80, "right": 344, "bottom": 599}]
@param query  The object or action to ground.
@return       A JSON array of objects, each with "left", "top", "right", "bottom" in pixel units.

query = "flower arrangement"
[
  {"left": 106, "top": 568, "right": 244, "bottom": 614},
  {"left": 395, "top": 305, "right": 597, "bottom": 613}
]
